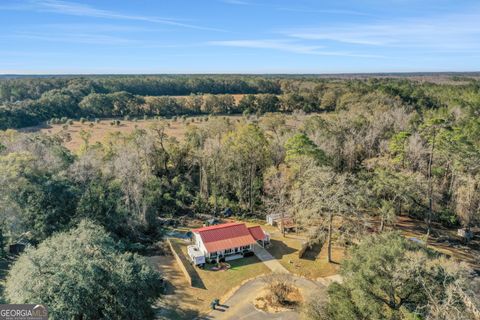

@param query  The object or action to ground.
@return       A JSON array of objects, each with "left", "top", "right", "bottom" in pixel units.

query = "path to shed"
[{"left": 253, "top": 244, "right": 289, "bottom": 273}]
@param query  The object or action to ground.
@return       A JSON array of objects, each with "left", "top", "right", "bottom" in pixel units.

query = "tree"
[
  {"left": 12, "top": 174, "right": 79, "bottom": 241},
  {"left": 312, "top": 232, "right": 480, "bottom": 320},
  {"left": 5, "top": 220, "right": 163, "bottom": 320},
  {"left": 420, "top": 112, "right": 452, "bottom": 236},
  {"left": 223, "top": 124, "right": 270, "bottom": 214},
  {"left": 454, "top": 174, "right": 480, "bottom": 232},
  {"left": 284, "top": 133, "right": 327, "bottom": 165},
  {"left": 0, "top": 225, "right": 5, "bottom": 258},
  {"left": 263, "top": 165, "right": 291, "bottom": 236},
  {"left": 260, "top": 113, "right": 287, "bottom": 167},
  {"left": 294, "top": 166, "right": 358, "bottom": 262},
  {"left": 388, "top": 131, "right": 411, "bottom": 167}
]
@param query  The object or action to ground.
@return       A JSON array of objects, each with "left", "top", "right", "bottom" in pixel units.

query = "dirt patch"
[{"left": 254, "top": 286, "right": 303, "bottom": 313}]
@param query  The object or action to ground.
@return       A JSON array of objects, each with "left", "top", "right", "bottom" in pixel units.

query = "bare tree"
[
  {"left": 454, "top": 174, "right": 480, "bottom": 232},
  {"left": 264, "top": 165, "right": 291, "bottom": 237},
  {"left": 294, "top": 166, "right": 358, "bottom": 263}
]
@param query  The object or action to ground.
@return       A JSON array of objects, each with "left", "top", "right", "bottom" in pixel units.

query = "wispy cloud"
[
  {"left": 283, "top": 12, "right": 480, "bottom": 51},
  {"left": 207, "top": 39, "right": 382, "bottom": 58},
  {"left": 11, "top": 32, "right": 135, "bottom": 45},
  {"left": 221, "top": 0, "right": 250, "bottom": 5},
  {"left": 277, "top": 7, "right": 370, "bottom": 16},
  {"left": 2, "top": 0, "right": 222, "bottom": 31},
  {"left": 208, "top": 39, "right": 323, "bottom": 54}
]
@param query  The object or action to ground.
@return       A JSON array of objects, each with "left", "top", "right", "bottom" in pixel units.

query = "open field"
[
  {"left": 159, "top": 93, "right": 246, "bottom": 104},
  {"left": 20, "top": 113, "right": 309, "bottom": 152}
]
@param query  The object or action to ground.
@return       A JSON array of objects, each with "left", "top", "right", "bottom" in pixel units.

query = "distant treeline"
[
  {"left": 1, "top": 75, "right": 480, "bottom": 129},
  {"left": 0, "top": 76, "right": 281, "bottom": 129}
]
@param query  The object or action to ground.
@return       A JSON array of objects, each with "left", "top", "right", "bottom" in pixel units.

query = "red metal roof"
[
  {"left": 193, "top": 222, "right": 257, "bottom": 253},
  {"left": 248, "top": 226, "right": 266, "bottom": 241},
  {"left": 192, "top": 222, "right": 241, "bottom": 233}
]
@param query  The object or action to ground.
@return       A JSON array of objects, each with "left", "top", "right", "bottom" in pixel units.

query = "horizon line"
[{"left": 1, "top": 71, "right": 480, "bottom": 77}]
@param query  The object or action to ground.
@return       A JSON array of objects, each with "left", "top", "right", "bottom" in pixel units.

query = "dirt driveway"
[
  {"left": 149, "top": 255, "right": 205, "bottom": 319},
  {"left": 208, "top": 274, "right": 327, "bottom": 320}
]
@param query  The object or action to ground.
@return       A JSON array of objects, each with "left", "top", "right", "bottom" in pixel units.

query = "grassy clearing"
[{"left": 20, "top": 113, "right": 310, "bottom": 152}]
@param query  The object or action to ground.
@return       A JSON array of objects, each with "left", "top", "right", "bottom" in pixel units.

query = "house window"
[
  {"left": 210, "top": 252, "right": 217, "bottom": 258},
  {"left": 234, "top": 247, "right": 239, "bottom": 253},
  {"left": 241, "top": 245, "right": 250, "bottom": 250},
  {"left": 225, "top": 248, "right": 232, "bottom": 254}
]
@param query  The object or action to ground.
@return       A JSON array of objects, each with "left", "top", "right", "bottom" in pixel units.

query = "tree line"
[{"left": 3, "top": 75, "right": 480, "bottom": 130}]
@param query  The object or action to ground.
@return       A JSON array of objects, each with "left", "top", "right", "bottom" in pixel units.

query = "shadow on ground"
[
  {"left": 301, "top": 242, "right": 323, "bottom": 261},
  {"left": 268, "top": 239, "right": 297, "bottom": 259}
]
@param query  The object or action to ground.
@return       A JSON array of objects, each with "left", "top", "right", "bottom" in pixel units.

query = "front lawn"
[{"left": 152, "top": 238, "right": 271, "bottom": 319}]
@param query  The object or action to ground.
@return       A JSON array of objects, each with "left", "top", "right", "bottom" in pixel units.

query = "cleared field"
[
  {"left": 29, "top": 116, "right": 242, "bottom": 151},
  {"left": 21, "top": 113, "right": 309, "bottom": 152},
  {"left": 159, "top": 93, "right": 246, "bottom": 104}
]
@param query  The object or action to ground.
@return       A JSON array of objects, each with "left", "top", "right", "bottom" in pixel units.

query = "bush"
[{"left": 262, "top": 274, "right": 296, "bottom": 306}]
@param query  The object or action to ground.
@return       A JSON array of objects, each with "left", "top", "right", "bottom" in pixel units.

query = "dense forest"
[{"left": 1, "top": 75, "right": 479, "bottom": 319}]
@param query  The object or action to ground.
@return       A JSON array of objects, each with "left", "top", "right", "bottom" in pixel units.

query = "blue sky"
[{"left": 1, "top": 0, "right": 480, "bottom": 74}]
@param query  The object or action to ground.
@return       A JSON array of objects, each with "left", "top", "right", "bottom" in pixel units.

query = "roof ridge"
[{"left": 192, "top": 221, "right": 245, "bottom": 232}]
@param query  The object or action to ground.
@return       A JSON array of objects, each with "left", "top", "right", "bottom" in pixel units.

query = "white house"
[{"left": 189, "top": 222, "right": 269, "bottom": 264}]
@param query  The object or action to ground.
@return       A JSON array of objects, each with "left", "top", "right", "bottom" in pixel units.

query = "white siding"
[{"left": 193, "top": 232, "right": 209, "bottom": 256}]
